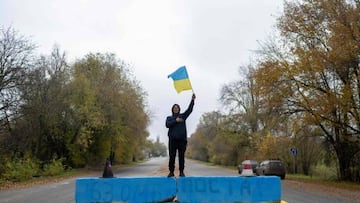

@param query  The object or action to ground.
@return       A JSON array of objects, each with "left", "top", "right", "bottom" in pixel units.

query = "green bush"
[
  {"left": 42, "top": 158, "right": 64, "bottom": 176},
  {"left": 2, "top": 157, "right": 40, "bottom": 182},
  {"left": 312, "top": 164, "right": 337, "bottom": 180}
]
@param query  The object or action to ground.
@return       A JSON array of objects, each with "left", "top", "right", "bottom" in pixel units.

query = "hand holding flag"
[{"left": 168, "top": 66, "right": 193, "bottom": 94}]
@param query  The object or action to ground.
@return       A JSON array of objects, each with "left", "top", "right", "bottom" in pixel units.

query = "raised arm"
[{"left": 182, "top": 94, "right": 196, "bottom": 119}]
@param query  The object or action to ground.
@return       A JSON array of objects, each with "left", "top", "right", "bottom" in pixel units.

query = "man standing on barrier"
[{"left": 166, "top": 93, "right": 196, "bottom": 177}]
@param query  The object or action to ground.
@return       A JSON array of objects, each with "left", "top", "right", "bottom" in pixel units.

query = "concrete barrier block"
[
  {"left": 75, "top": 176, "right": 177, "bottom": 203},
  {"left": 177, "top": 176, "right": 281, "bottom": 203}
]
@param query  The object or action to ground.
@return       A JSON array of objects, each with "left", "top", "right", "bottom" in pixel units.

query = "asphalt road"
[{"left": 0, "top": 157, "right": 359, "bottom": 203}]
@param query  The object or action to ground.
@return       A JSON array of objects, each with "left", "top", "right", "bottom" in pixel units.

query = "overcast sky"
[{"left": 1, "top": 0, "right": 284, "bottom": 144}]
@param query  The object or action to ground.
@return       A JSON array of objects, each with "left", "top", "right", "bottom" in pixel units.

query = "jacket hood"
[{"left": 171, "top": 104, "right": 180, "bottom": 115}]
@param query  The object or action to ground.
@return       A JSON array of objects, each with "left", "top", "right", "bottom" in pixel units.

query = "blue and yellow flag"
[{"left": 168, "top": 66, "right": 193, "bottom": 93}]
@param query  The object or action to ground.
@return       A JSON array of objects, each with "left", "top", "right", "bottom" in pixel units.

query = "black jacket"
[{"left": 166, "top": 99, "right": 194, "bottom": 140}]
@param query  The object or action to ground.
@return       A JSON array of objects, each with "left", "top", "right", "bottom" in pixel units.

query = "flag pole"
[
  {"left": 189, "top": 77, "right": 194, "bottom": 94},
  {"left": 185, "top": 66, "right": 194, "bottom": 94}
]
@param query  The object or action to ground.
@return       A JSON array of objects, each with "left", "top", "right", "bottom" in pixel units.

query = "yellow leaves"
[
  {"left": 77, "top": 126, "right": 93, "bottom": 150},
  {"left": 253, "top": 1, "right": 360, "bottom": 132},
  {"left": 254, "top": 61, "right": 281, "bottom": 94},
  {"left": 253, "top": 59, "right": 294, "bottom": 111},
  {"left": 258, "top": 133, "right": 276, "bottom": 156},
  {"left": 256, "top": 133, "right": 291, "bottom": 160}
]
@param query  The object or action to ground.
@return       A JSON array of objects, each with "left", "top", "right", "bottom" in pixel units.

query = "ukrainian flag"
[{"left": 168, "top": 66, "right": 193, "bottom": 93}]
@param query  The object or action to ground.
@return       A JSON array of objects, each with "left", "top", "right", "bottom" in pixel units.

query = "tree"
[
  {"left": 220, "top": 66, "right": 261, "bottom": 135},
  {"left": 0, "top": 27, "right": 35, "bottom": 126},
  {"left": 13, "top": 46, "right": 71, "bottom": 162},
  {"left": 0, "top": 26, "right": 151, "bottom": 178},
  {"left": 68, "top": 53, "right": 149, "bottom": 166},
  {"left": 149, "top": 136, "right": 167, "bottom": 157},
  {"left": 0, "top": 26, "right": 36, "bottom": 157},
  {"left": 187, "top": 111, "right": 222, "bottom": 162},
  {"left": 254, "top": 0, "right": 360, "bottom": 181},
  {"left": 188, "top": 111, "right": 252, "bottom": 166}
]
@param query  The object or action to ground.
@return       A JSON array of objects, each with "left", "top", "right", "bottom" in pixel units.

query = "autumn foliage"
[
  {"left": 0, "top": 27, "right": 151, "bottom": 181},
  {"left": 188, "top": 0, "right": 360, "bottom": 182}
]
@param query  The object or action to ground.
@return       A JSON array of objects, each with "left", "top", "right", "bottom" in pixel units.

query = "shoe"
[
  {"left": 179, "top": 171, "right": 185, "bottom": 177},
  {"left": 167, "top": 172, "right": 174, "bottom": 177}
]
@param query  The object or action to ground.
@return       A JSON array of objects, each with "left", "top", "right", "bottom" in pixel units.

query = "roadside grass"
[
  {"left": 287, "top": 174, "right": 360, "bottom": 191},
  {"left": 0, "top": 159, "right": 146, "bottom": 190},
  {"left": 0, "top": 168, "right": 99, "bottom": 190}
]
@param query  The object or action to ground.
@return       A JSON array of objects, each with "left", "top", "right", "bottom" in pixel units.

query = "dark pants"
[{"left": 168, "top": 139, "right": 187, "bottom": 172}]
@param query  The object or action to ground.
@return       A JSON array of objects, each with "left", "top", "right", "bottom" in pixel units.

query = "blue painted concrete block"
[
  {"left": 177, "top": 176, "right": 281, "bottom": 203},
  {"left": 75, "top": 176, "right": 177, "bottom": 203}
]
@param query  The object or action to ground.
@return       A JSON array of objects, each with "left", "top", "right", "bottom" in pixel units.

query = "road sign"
[{"left": 290, "top": 148, "right": 297, "bottom": 156}]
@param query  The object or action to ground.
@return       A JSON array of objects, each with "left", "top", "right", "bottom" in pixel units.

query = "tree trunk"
[{"left": 335, "top": 141, "right": 357, "bottom": 181}]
